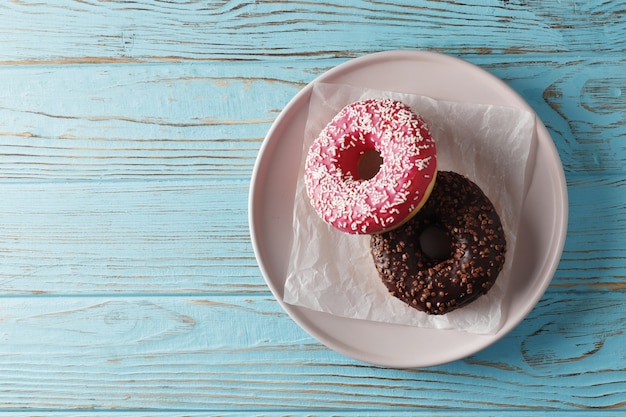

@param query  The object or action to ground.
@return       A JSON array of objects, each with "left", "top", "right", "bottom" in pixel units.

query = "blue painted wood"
[
  {"left": 0, "top": 0, "right": 624, "bottom": 63},
  {"left": 1, "top": 57, "right": 625, "bottom": 182},
  {"left": 0, "top": 292, "right": 621, "bottom": 410},
  {"left": 0, "top": 180, "right": 259, "bottom": 294},
  {"left": 0, "top": 0, "right": 624, "bottom": 413}
]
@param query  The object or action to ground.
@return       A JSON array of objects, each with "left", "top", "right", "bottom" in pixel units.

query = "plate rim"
[{"left": 249, "top": 50, "right": 568, "bottom": 368}]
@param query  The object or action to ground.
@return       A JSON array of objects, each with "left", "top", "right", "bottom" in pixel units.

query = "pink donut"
[{"left": 305, "top": 98, "right": 437, "bottom": 234}]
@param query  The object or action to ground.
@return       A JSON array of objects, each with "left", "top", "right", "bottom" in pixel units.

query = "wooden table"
[{"left": 0, "top": 0, "right": 623, "bottom": 414}]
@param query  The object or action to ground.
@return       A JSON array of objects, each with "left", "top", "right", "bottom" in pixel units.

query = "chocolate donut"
[{"left": 370, "top": 171, "right": 506, "bottom": 315}]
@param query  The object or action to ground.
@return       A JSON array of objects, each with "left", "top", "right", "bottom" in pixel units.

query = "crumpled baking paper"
[{"left": 283, "top": 82, "right": 536, "bottom": 334}]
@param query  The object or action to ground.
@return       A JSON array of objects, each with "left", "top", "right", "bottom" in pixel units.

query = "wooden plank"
[
  {"left": 0, "top": 0, "right": 624, "bottom": 63},
  {"left": 0, "top": 171, "right": 625, "bottom": 294},
  {"left": 0, "top": 179, "right": 263, "bottom": 294},
  {"left": 0, "top": 63, "right": 304, "bottom": 182},
  {"left": 0, "top": 292, "right": 623, "bottom": 411},
  {"left": 555, "top": 175, "right": 626, "bottom": 289},
  {"left": 1, "top": 57, "right": 625, "bottom": 183}
]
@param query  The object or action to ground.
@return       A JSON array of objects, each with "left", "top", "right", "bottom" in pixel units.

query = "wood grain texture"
[
  {"left": 0, "top": 0, "right": 625, "bottom": 414},
  {"left": 0, "top": 180, "right": 259, "bottom": 294},
  {"left": 1, "top": 56, "right": 625, "bottom": 183},
  {"left": 0, "top": 172, "right": 625, "bottom": 294},
  {"left": 0, "top": 292, "right": 622, "bottom": 411},
  {"left": 0, "top": 0, "right": 625, "bottom": 63}
]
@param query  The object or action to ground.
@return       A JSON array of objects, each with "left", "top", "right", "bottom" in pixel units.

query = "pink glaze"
[{"left": 305, "top": 98, "right": 437, "bottom": 234}]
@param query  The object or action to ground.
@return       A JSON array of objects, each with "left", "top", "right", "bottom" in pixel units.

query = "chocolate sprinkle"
[{"left": 370, "top": 171, "right": 506, "bottom": 315}]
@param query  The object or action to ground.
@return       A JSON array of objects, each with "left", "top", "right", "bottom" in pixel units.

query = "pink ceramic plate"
[{"left": 249, "top": 50, "right": 568, "bottom": 368}]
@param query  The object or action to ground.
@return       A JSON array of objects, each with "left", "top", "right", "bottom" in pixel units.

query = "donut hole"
[
  {"left": 357, "top": 149, "right": 383, "bottom": 180},
  {"left": 419, "top": 225, "right": 453, "bottom": 261}
]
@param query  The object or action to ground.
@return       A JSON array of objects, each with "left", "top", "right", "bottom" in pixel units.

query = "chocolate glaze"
[{"left": 370, "top": 171, "right": 506, "bottom": 315}]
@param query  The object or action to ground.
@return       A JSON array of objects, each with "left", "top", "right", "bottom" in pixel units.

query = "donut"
[
  {"left": 304, "top": 98, "right": 437, "bottom": 234},
  {"left": 370, "top": 171, "right": 506, "bottom": 315}
]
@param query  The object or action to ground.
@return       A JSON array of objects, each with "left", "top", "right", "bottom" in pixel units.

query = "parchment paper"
[{"left": 283, "top": 82, "right": 536, "bottom": 334}]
